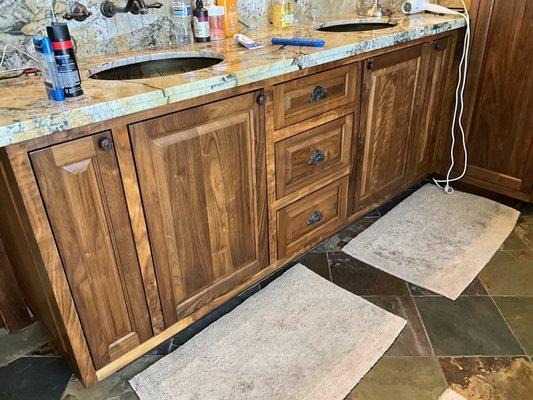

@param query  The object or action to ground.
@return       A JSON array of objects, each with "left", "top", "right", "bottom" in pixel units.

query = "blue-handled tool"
[{"left": 271, "top": 37, "right": 325, "bottom": 47}]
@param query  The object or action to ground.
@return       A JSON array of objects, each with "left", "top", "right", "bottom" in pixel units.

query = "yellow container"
[
  {"left": 271, "top": 0, "right": 294, "bottom": 28},
  {"left": 217, "top": 0, "right": 239, "bottom": 37}
]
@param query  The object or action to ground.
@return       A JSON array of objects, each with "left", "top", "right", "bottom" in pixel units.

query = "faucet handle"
[
  {"left": 146, "top": 1, "right": 163, "bottom": 8},
  {"left": 63, "top": 2, "right": 93, "bottom": 22}
]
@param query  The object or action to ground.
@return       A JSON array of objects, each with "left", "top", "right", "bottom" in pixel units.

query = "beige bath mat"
[
  {"left": 343, "top": 184, "right": 520, "bottom": 300},
  {"left": 130, "top": 264, "right": 406, "bottom": 400},
  {"left": 439, "top": 388, "right": 468, "bottom": 400}
]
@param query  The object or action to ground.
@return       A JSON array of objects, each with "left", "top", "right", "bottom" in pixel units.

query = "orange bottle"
[{"left": 217, "top": 0, "right": 239, "bottom": 37}]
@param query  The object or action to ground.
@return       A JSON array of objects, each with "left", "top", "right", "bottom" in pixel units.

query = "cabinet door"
[
  {"left": 466, "top": 0, "right": 533, "bottom": 195},
  {"left": 409, "top": 37, "right": 455, "bottom": 179},
  {"left": 354, "top": 45, "right": 429, "bottom": 211},
  {"left": 130, "top": 92, "right": 268, "bottom": 325},
  {"left": 30, "top": 133, "right": 153, "bottom": 370}
]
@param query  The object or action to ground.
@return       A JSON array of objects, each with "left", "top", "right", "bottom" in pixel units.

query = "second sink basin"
[
  {"left": 316, "top": 20, "right": 397, "bottom": 33},
  {"left": 90, "top": 53, "right": 223, "bottom": 80}
]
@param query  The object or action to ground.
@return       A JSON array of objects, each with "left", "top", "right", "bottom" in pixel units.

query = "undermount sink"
[
  {"left": 89, "top": 53, "right": 224, "bottom": 80},
  {"left": 316, "top": 20, "right": 397, "bottom": 33}
]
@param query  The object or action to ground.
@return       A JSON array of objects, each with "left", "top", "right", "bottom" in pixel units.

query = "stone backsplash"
[{"left": 0, "top": 0, "right": 468, "bottom": 70}]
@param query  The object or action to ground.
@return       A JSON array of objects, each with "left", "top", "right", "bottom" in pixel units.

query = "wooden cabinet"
[
  {"left": 0, "top": 30, "right": 466, "bottom": 388},
  {"left": 29, "top": 132, "right": 153, "bottom": 369},
  {"left": 354, "top": 44, "right": 430, "bottom": 211},
  {"left": 463, "top": 0, "right": 533, "bottom": 199},
  {"left": 129, "top": 92, "right": 269, "bottom": 325}
]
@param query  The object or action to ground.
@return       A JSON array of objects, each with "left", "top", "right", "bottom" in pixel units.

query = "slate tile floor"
[{"left": 0, "top": 186, "right": 532, "bottom": 400}]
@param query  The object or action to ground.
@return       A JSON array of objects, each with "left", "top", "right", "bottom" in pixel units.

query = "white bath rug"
[
  {"left": 439, "top": 388, "right": 468, "bottom": 400},
  {"left": 130, "top": 264, "right": 406, "bottom": 400},
  {"left": 343, "top": 184, "right": 520, "bottom": 300}
]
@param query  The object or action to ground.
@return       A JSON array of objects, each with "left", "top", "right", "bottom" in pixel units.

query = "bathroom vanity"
[{"left": 0, "top": 13, "right": 527, "bottom": 387}]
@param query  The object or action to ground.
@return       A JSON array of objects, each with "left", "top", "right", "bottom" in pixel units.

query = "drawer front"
[
  {"left": 273, "top": 65, "right": 357, "bottom": 129},
  {"left": 275, "top": 114, "right": 353, "bottom": 198},
  {"left": 277, "top": 177, "right": 349, "bottom": 258}
]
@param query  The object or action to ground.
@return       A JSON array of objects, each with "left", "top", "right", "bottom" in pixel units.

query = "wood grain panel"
[
  {"left": 112, "top": 125, "right": 165, "bottom": 334},
  {"left": 130, "top": 92, "right": 268, "bottom": 322},
  {"left": 30, "top": 133, "right": 152, "bottom": 369},
  {"left": 355, "top": 45, "right": 428, "bottom": 211},
  {"left": 465, "top": 0, "right": 533, "bottom": 194},
  {"left": 273, "top": 65, "right": 357, "bottom": 129},
  {"left": 275, "top": 115, "right": 353, "bottom": 199},
  {"left": 408, "top": 38, "right": 453, "bottom": 179},
  {"left": 277, "top": 177, "right": 349, "bottom": 258}
]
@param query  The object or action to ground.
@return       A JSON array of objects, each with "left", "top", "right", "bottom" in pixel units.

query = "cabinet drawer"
[
  {"left": 273, "top": 65, "right": 357, "bottom": 129},
  {"left": 277, "top": 177, "right": 349, "bottom": 258},
  {"left": 275, "top": 115, "right": 353, "bottom": 198}
]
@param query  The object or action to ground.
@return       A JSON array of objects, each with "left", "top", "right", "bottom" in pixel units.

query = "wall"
[{"left": 0, "top": 0, "right": 468, "bottom": 69}]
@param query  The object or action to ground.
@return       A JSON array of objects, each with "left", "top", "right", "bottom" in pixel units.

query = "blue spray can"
[{"left": 33, "top": 36, "right": 65, "bottom": 101}]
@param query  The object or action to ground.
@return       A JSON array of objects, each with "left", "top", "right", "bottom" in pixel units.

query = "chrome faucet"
[
  {"left": 366, "top": 0, "right": 384, "bottom": 17},
  {"left": 101, "top": 0, "right": 163, "bottom": 18}
]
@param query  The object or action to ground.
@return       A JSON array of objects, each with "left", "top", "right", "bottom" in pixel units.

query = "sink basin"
[
  {"left": 316, "top": 20, "right": 397, "bottom": 33},
  {"left": 90, "top": 53, "right": 224, "bottom": 80}
]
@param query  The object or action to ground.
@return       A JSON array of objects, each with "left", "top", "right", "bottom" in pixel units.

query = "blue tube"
[
  {"left": 33, "top": 36, "right": 65, "bottom": 101},
  {"left": 271, "top": 37, "right": 326, "bottom": 47}
]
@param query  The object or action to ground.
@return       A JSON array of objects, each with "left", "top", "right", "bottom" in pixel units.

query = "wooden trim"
[{"left": 112, "top": 125, "right": 165, "bottom": 334}]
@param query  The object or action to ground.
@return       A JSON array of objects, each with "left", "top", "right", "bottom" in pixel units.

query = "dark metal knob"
[
  {"left": 308, "top": 211, "right": 324, "bottom": 225},
  {"left": 367, "top": 60, "right": 375, "bottom": 70},
  {"left": 308, "top": 149, "right": 326, "bottom": 166},
  {"left": 98, "top": 137, "right": 114, "bottom": 151},
  {"left": 309, "top": 85, "right": 328, "bottom": 103},
  {"left": 434, "top": 41, "right": 444, "bottom": 51},
  {"left": 257, "top": 94, "right": 267, "bottom": 105}
]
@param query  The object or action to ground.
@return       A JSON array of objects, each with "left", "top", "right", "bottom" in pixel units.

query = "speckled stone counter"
[{"left": 0, "top": 13, "right": 465, "bottom": 147}]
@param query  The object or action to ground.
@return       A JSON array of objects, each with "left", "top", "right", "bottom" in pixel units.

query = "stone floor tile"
[
  {"left": 329, "top": 252, "right": 410, "bottom": 296},
  {"left": 296, "top": 252, "right": 330, "bottom": 280},
  {"left": 0, "top": 322, "right": 49, "bottom": 367},
  {"left": 0, "top": 356, "right": 72, "bottom": 400},
  {"left": 415, "top": 297, "right": 524, "bottom": 356},
  {"left": 493, "top": 297, "right": 533, "bottom": 355},
  {"left": 479, "top": 251, "right": 533, "bottom": 296},
  {"left": 347, "top": 357, "right": 447, "bottom": 400},
  {"left": 407, "top": 277, "right": 488, "bottom": 297},
  {"left": 364, "top": 296, "right": 433, "bottom": 356},
  {"left": 439, "top": 357, "right": 533, "bottom": 400},
  {"left": 62, "top": 355, "right": 161, "bottom": 400}
]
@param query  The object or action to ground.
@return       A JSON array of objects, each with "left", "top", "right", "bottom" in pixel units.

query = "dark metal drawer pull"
[
  {"left": 309, "top": 85, "right": 328, "bottom": 103},
  {"left": 308, "top": 211, "right": 324, "bottom": 225},
  {"left": 308, "top": 149, "right": 326, "bottom": 166}
]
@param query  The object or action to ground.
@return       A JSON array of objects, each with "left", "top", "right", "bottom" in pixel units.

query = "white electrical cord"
[
  {"left": 433, "top": 0, "right": 471, "bottom": 195},
  {"left": 0, "top": 44, "right": 39, "bottom": 73}
]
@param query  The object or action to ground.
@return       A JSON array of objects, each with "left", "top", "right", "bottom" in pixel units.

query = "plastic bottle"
[
  {"left": 216, "top": 0, "right": 239, "bottom": 37},
  {"left": 33, "top": 36, "right": 65, "bottom": 102},
  {"left": 192, "top": 0, "right": 211, "bottom": 42},
  {"left": 208, "top": 4, "right": 225, "bottom": 41},
  {"left": 172, "top": 1, "right": 194, "bottom": 45},
  {"left": 271, "top": 0, "right": 294, "bottom": 28}
]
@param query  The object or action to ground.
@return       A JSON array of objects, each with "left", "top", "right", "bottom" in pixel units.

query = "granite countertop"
[{"left": 0, "top": 13, "right": 465, "bottom": 147}]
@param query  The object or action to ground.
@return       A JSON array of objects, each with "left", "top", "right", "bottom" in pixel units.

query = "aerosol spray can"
[{"left": 46, "top": 22, "right": 83, "bottom": 98}]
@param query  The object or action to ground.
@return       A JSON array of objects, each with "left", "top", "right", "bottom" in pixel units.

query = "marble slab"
[{"left": 0, "top": 13, "right": 466, "bottom": 147}]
